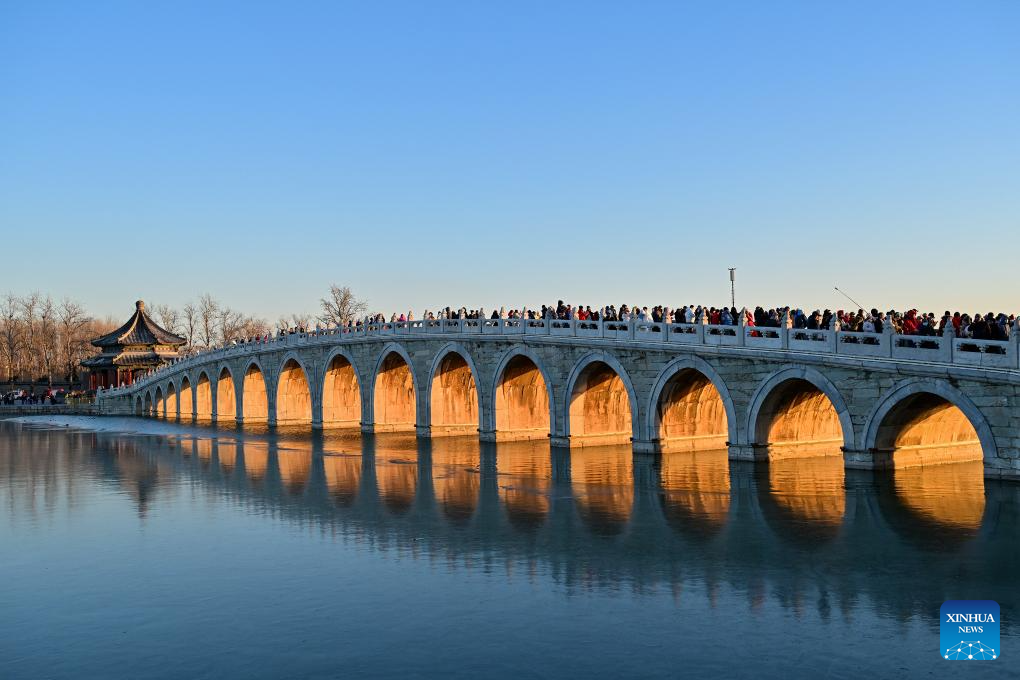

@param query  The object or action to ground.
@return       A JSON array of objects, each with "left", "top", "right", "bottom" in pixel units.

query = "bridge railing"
[{"left": 100, "top": 316, "right": 1020, "bottom": 398}]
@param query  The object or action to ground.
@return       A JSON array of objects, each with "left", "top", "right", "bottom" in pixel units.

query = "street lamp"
[{"left": 728, "top": 268, "right": 736, "bottom": 309}]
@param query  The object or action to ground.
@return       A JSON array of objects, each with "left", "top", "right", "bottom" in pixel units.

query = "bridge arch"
[
  {"left": 241, "top": 359, "right": 269, "bottom": 423},
  {"left": 371, "top": 342, "right": 418, "bottom": 432},
  {"left": 154, "top": 386, "right": 164, "bottom": 418},
  {"left": 179, "top": 376, "right": 194, "bottom": 419},
  {"left": 134, "top": 395, "right": 143, "bottom": 416},
  {"left": 745, "top": 367, "right": 854, "bottom": 457},
  {"left": 195, "top": 370, "right": 213, "bottom": 419},
  {"left": 165, "top": 381, "right": 178, "bottom": 419},
  {"left": 490, "top": 347, "right": 554, "bottom": 441},
  {"left": 426, "top": 342, "right": 481, "bottom": 437},
  {"left": 216, "top": 366, "right": 236, "bottom": 422},
  {"left": 863, "top": 378, "right": 992, "bottom": 467},
  {"left": 322, "top": 348, "right": 363, "bottom": 428},
  {"left": 275, "top": 353, "right": 313, "bottom": 425},
  {"left": 646, "top": 356, "right": 736, "bottom": 451},
  {"left": 143, "top": 390, "right": 153, "bottom": 416},
  {"left": 564, "top": 351, "right": 638, "bottom": 446}
]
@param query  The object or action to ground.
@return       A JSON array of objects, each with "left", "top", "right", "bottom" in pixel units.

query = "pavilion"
[{"left": 81, "top": 300, "right": 186, "bottom": 390}]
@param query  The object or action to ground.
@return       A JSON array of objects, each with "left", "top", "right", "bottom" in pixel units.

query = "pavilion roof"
[{"left": 91, "top": 300, "right": 186, "bottom": 348}]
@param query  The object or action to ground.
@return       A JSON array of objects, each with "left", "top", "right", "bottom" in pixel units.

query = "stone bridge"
[{"left": 97, "top": 317, "right": 1020, "bottom": 478}]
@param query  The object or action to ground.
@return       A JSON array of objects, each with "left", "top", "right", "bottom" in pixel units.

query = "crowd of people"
[
  {"left": 120, "top": 300, "right": 1017, "bottom": 388},
  {"left": 337, "top": 302, "right": 1016, "bottom": 341}
]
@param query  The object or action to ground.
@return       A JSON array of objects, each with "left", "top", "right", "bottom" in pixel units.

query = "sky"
[{"left": 1, "top": 1, "right": 1017, "bottom": 321}]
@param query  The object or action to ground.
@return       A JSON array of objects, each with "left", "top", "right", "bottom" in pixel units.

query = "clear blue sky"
[{"left": 2, "top": 1, "right": 1017, "bottom": 321}]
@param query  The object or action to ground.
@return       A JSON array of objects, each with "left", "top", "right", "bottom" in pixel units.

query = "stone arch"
[
  {"left": 371, "top": 343, "right": 417, "bottom": 432},
  {"left": 165, "top": 381, "right": 178, "bottom": 419},
  {"left": 216, "top": 366, "right": 236, "bottom": 422},
  {"left": 195, "top": 371, "right": 213, "bottom": 420},
  {"left": 863, "top": 378, "right": 993, "bottom": 467},
  {"left": 490, "top": 347, "right": 554, "bottom": 441},
  {"left": 647, "top": 356, "right": 737, "bottom": 451},
  {"left": 275, "top": 354, "right": 313, "bottom": 425},
  {"left": 564, "top": 351, "right": 639, "bottom": 446},
  {"left": 144, "top": 390, "right": 153, "bottom": 416},
  {"left": 134, "top": 396, "right": 143, "bottom": 416},
  {"left": 179, "top": 376, "right": 194, "bottom": 419},
  {"left": 322, "top": 348, "right": 362, "bottom": 428},
  {"left": 241, "top": 360, "right": 269, "bottom": 423},
  {"left": 154, "top": 386, "right": 164, "bottom": 418},
  {"left": 426, "top": 343, "right": 481, "bottom": 437},
  {"left": 745, "top": 367, "right": 854, "bottom": 458}
]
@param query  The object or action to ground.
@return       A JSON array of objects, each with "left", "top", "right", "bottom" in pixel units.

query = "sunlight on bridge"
[
  {"left": 242, "top": 364, "right": 268, "bottom": 423},
  {"left": 166, "top": 383, "right": 178, "bottom": 420},
  {"left": 430, "top": 353, "right": 479, "bottom": 437},
  {"left": 374, "top": 353, "right": 416, "bottom": 432},
  {"left": 494, "top": 355, "right": 551, "bottom": 441},
  {"left": 755, "top": 379, "right": 843, "bottom": 459},
  {"left": 875, "top": 393, "right": 983, "bottom": 467},
  {"left": 217, "top": 368, "right": 236, "bottom": 423},
  {"left": 657, "top": 369, "right": 728, "bottom": 451},
  {"left": 276, "top": 359, "right": 312, "bottom": 425},
  {"left": 322, "top": 356, "right": 361, "bottom": 427},
  {"left": 569, "top": 362, "right": 633, "bottom": 447},
  {"left": 195, "top": 372, "right": 212, "bottom": 420},
  {"left": 179, "top": 378, "right": 193, "bottom": 419}
]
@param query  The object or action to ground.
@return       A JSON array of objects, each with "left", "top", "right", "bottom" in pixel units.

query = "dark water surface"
[{"left": 2, "top": 417, "right": 1018, "bottom": 679}]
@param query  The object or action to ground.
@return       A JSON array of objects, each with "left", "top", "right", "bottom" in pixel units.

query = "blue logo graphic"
[{"left": 941, "top": 600, "right": 999, "bottom": 660}]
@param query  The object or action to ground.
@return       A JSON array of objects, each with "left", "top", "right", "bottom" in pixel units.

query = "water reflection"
[
  {"left": 569, "top": 445, "right": 633, "bottom": 536},
  {"left": 322, "top": 453, "right": 361, "bottom": 507},
  {"left": 758, "top": 454, "right": 845, "bottom": 543},
  {"left": 496, "top": 440, "right": 552, "bottom": 532},
  {"left": 1, "top": 419, "right": 1017, "bottom": 639},
  {"left": 373, "top": 433, "right": 418, "bottom": 515},
  {"left": 657, "top": 449, "right": 730, "bottom": 540},
  {"left": 430, "top": 437, "right": 481, "bottom": 526}
]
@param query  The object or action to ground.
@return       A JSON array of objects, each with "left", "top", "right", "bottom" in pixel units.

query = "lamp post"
[{"left": 728, "top": 268, "right": 736, "bottom": 309}]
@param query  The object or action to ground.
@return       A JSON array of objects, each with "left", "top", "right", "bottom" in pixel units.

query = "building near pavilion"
[{"left": 81, "top": 300, "right": 186, "bottom": 389}]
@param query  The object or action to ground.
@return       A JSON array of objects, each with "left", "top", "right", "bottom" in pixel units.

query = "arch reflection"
[
  {"left": 658, "top": 449, "right": 731, "bottom": 539},
  {"left": 374, "top": 434, "right": 418, "bottom": 514},
  {"left": 430, "top": 437, "right": 480, "bottom": 525},
  {"left": 323, "top": 454, "right": 362, "bottom": 507},
  {"left": 758, "top": 455, "right": 845, "bottom": 543},
  {"left": 880, "top": 460, "right": 985, "bottom": 550},
  {"left": 496, "top": 440, "right": 552, "bottom": 532},
  {"left": 570, "top": 446, "right": 633, "bottom": 536}
]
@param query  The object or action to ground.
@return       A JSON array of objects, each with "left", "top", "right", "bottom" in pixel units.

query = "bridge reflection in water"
[{"left": 3, "top": 420, "right": 1017, "bottom": 629}]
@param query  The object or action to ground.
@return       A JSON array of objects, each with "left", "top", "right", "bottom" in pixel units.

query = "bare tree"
[
  {"left": 197, "top": 293, "right": 219, "bottom": 347},
  {"left": 39, "top": 296, "right": 58, "bottom": 386},
  {"left": 238, "top": 316, "right": 270, "bottom": 339},
  {"left": 58, "top": 298, "right": 92, "bottom": 382},
  {"left": 0, "top": 293, "right": 22, "bottom": 386},
  {"left": 181, "top": 303, "right": 198, "bottom": 348},
  {"left": 19, "top": 292, "right": 41, "bottom": 379},
  {"left": 318, "top": 284, "right": 366, "bottom": 326},
  {"left": 216, "top": 306, "right": 245, "bottom": 343},
  {"left": 153, "top": 303, "right": 181, "bottom": 336}
]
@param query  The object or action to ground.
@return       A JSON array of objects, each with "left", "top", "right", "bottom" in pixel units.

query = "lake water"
[{"left": 1, "top": 417, "right": 1017, "bottom": 679}]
